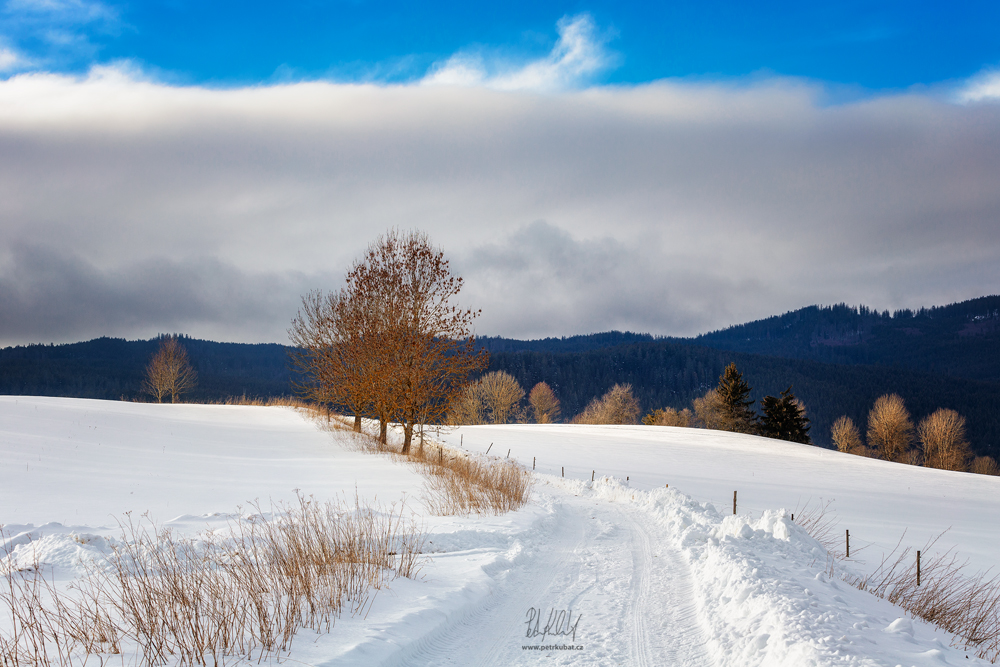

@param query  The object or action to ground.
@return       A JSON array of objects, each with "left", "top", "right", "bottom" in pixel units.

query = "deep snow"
[{"left": 2, "top": 396, "right": 998, "bottom": 666}]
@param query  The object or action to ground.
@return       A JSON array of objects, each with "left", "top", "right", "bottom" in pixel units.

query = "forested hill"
[
  {"left": 478, "top": 331, "right": 656, "bottom": 353},
  {"left": 3, "top": 294, "right": 999, "bottom": 458},
  {"left": 690, "top": 295, "right": 1000, "bottom": 383},
  {"left": 486, "top": 341, "right": 1000, "bottom": 459},
  {"left": 0, "top": 336, "right": 291, "bottom": 402}
]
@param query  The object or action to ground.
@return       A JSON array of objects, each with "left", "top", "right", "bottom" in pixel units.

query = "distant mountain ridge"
[
  {"left": 2, "top": 295, "right": 998, "bottom": 458},
  {"left": 690, "top": 295, "right": 1000, "bottom": 384}
]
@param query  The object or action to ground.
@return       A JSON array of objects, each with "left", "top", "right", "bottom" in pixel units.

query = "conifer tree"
[
  {"left": 759, "top": 387, "right": 812, "bottom": 444},
  {"left": 715, "top": 363, "right": 757, "bottom": 433}
]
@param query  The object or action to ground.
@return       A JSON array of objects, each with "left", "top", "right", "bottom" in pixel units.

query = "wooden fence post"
[
  {"left": 846, "top": 530, "right": 850, "bottom": 558},
  {"left": 733, "top": 491, "right": 737, "bottom": 515},
  {"left": 533, "top": 457, "right": 536, "bottom": 470},
  {"left": 917, "top": 551, "right": 921, "bottom": 586}
]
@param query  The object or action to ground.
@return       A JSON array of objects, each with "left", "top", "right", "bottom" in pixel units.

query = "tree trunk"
[
  {"left": 379, "top": 418, "right": 388, "bottom": 444},
  {"left": 402, "top": 422, "right": 413, "bottom": 455},
  {"left": 354, "top": 414, "right": 362, "bottom": 432}
]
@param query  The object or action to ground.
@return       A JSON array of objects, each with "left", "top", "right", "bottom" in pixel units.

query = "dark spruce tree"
[
  {"left": 759, "top": 387, "right": 812, "bottom": 444},
  {"left": 717, "top": 362, "right": 758, "bottom": 433}
]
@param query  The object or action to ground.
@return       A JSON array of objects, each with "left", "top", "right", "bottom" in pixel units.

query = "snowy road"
[{"left": 379, "top": 487, "right": 714, "bottom": 667}]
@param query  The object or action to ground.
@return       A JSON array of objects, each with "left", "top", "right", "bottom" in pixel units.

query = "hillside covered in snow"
[{"left": 2, "top": 396, "right": 998, "bottom": 666}]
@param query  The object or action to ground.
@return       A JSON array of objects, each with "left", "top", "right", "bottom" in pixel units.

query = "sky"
[{"left": 1, "top": 1, "right": 1000, "bottom": 346}]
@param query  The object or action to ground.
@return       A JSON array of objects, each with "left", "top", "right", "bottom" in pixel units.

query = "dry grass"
[
  {"left": 794, "top": 505, "right": 1000, "bottom": 662},
  {"left": 0, "top": 492, "right": 424, "bottom": 666},
  {"left": 419, "top": 452, "right": 533, "bottom": 516},
  {"left": 204, "top": 395, "right": 313, "bottom": 408},
  {"left": 344, "top": 424, "right": 534, "bottom": 516},
  {"left": 846, "top": 533, "right": 1000, "bottom": 662}
]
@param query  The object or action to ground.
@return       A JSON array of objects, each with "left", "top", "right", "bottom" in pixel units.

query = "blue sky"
[
  {"left": 1, "top": 2, "right": 1000, "bottom": 345},
  {"left": 3, "top": 1, "right": 999, "bottom": 89}
]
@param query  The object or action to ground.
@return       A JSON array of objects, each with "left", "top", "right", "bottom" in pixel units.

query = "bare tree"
[
  {"left": 573, "top": 384, "right": 640, "bottom": 425},
  {"left": 867, "top": 394, "right": 914, "bottom": 462},
  {"left": 477, "top": 371, "right": 524, "bottom": 424},
  {"left": 692, "top": 389, "right": 727, "bottom": 430},
  {"left": 448, "top": 382, "right": 485, "bottom": 425},
  {"left": 289, "top": 289, "right": 390, "bottom": 433},
  {"left": 919, "top": 408, "right": 973, "bottom": 471},
  {"left": 291, "top": 231, "right": 486, "bottom": 450},
  {"left": 143, "top": 336, "right": 198, "bottom": 403},
  {"left": 528, "top": 382, "right": 561, "bottom": 424},
  {"left": 831, "top": 415, "right": 868, "bottom": 455}
]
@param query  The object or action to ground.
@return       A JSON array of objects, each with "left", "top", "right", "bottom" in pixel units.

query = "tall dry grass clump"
[
  {"left": 345, "top": 427, "right": 533, "bottom": 516},
  {"left": 573, "top": 384, "right": 640, "bottom": 425},
  {"left": 794, "top": 510, "right": 1000, "bottom": 663},
  {"left": 919, "top": 408, "right": 973, "bottom": 471},
  {"left": 867, "top": 394, "right": 915, "bottom": 463},
  {"left": 0, "top": 494, "right": 424, "bottom": 667},
  {"left": 845, "top": 534, "right": 1000, "bottom": 662},
  {"left": 420, "top": 454, "right": 533, "bottom": 516}
]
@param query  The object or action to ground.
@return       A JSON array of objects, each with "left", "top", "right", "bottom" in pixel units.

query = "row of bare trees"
[
  {"left": 448, "top": 372, "right": 562, "bottom": 425},
  {"left": 290, "top": 230, "right": 487, "bottom": 453},
  {"left": 831, "top": 394, "right": 998, "bottom": 474}
]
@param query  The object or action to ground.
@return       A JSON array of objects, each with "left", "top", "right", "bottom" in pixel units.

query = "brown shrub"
[
  {"left": 867, "top": 394, "right": 915, "bottom": 462},
  {"left": 642, "top": 407, "right": 694, "bottom": 427},
  {"left": 971, "top": 456, "right": 1000, "bottom": 476},
  {"left": 919, "top": 408, "right": 973, "bottom": 472}
]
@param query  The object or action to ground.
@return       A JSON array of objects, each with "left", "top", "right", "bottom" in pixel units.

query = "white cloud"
[
  {"left": 1, "top": 68, "right": 1000, "bottom": 345},
  {"left": 0, "top": 46, "right": 23, "bottom": 71},
  {"left": 957, "top": 69, "right": 1000, "bottom": 103},
  {"left": 423, "top": 14, "right": 615, "bottom": 92}
]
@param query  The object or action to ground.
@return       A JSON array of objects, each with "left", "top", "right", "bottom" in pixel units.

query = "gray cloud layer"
[{"left": 1, "top": 69, "right": 999, "bottom": 345}]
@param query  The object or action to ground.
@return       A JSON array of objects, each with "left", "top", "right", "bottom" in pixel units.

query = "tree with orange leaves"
[{"left": 290, "top": 230, "right": 487, "bottom": 453}]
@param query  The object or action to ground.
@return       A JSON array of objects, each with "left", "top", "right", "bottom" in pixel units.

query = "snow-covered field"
[{"left": 2, "top": 396, "right": 998, "bottom": 666}]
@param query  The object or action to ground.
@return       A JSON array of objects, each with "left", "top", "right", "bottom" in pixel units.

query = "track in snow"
[{"left": 381, "top": 487, "right": 714, "bottom": 666}]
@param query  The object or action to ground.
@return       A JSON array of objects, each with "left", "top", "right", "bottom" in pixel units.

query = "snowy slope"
[
  {"left": 437, "top": 424, "right": 1000, "bottom": 577},
  {"left": 2, "top": 396, "right": 997, "bottom": 666}
]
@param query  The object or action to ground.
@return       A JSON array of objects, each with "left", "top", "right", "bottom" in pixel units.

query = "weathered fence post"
[
  {"left": 733, "top": 491, "right": 737, "bottom": 515},
  {"left": 562, "top": 466, "right": 564, "bottom": 478},
  {"left": 846, "top": 530, "right": 850, "bottom": 558},
  {"left": 592, "top": 470, "right": 595, "bottom": 482},
  {"left": 533, "top": 457, "right": 536, "bottom": 470},
  {"left": 917, "top": 551, "right": 921, "bottom": 586}
]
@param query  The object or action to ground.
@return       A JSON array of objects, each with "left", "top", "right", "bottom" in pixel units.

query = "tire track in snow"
[
  {"left": 621, "top": 506, "right": 714, "bottom": 666},
  {"left": 624, "top": 509, "right": 653, "bottom": 667},
  {"left": 375, "top": 501, "right": 589, "bottom": 666}
]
